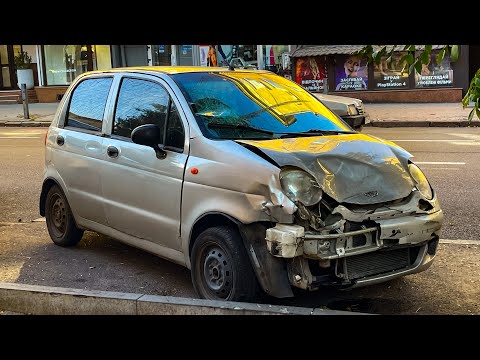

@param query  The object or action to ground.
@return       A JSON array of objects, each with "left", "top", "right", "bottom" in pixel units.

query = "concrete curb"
[
  {"left": 0, "top": 121, "right": 50, "bottom": 127},
  {"left": 365, "top": 121, "right": 480, "bottom": 127},
  {"left": 0, "top": 282, "right": 363, "bottom": 315}
]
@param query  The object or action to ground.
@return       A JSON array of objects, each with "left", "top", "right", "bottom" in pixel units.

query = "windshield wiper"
[
  {"left": 279, "top": 129, "right": 356, "bottom": 138},
  {"left": 206, "top": 122, "right": 277, "bottom": 136}
]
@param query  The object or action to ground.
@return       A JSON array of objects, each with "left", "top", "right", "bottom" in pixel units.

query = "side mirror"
[{"left": 131, "top": 124, "right": 167, "bottom": 159}]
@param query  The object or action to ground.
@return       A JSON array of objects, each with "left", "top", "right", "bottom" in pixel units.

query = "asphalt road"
[{"left": 0, "top": 127, "right": 479, "bottom": 314}]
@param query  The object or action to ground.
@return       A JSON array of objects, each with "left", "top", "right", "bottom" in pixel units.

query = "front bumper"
[
  {"left": 303, "top": 209, "right": 443, "bottom": 260},
  {"left": 266, "top": 210, "right": 443, "bottom": 260},
  {"left": 265, "top": 209, "right": 443, "bottom": 289}
]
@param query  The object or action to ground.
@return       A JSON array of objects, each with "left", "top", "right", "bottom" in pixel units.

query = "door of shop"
[
  {"left": 176, "top": 45, "right": 193, "bottom": 66},
  {"left": 0, "top": 45, "right": 18, "bottom": 90}
]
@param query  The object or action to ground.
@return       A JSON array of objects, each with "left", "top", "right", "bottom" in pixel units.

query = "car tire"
[
  {"left": 45, "top": 184, "right": 84, "bottom": 247},
  {"left": 191, "top": 226, "right": 259, "bottom": 302}
]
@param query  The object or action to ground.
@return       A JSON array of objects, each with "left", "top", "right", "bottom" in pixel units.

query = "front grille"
[{"left": 345, "top": 248, "right": 410, "bottom": 280}]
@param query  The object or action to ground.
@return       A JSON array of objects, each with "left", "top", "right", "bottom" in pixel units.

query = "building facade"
[
  {"left": 290, "top": 45, "right": 478, "bottom": 103},
  {"left": 0, "top": 44, "right": 294, "bottom": 103},
  {"left": 5, "top": 44, "right": 475, "bottom": 103}
]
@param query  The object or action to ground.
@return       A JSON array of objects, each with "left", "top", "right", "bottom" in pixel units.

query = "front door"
[
  {"left": 101, "top": 75, "right": 188, "bottom": 251},
  {"left": 176, "top": 45, "right": 193, "bottom": 66}
]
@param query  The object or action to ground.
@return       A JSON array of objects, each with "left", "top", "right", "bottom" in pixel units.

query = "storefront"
[
  {"left": 290, "top": 45, "right": 465, "bottom": 103},
  {"left": 151, "top": 45, "right": 201, "bottom": 66},
  {"left": 31, "top": 45, "right": 112, "bottom": 102},
  {"left": 41, "top": 45, "right": 112, "bottom": 86},
  {"left": 200, "top": 45, "right": 292, "bottom": 76},
  {"left": 0, "top": 45, "right": 39, "bottom": 90}
]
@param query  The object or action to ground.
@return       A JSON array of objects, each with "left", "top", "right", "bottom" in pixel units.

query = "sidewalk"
[
  {"left": 0, "top": 103, "right": 57, "bottom": 127},
  {"left": 364, "top": 102, "right": 480, "bottom": 127},
  {"left": 0, "top": 102, "right": 479, "bottom": 127}
]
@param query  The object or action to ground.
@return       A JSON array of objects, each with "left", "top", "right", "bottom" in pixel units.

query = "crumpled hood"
[{"left": 237, "top": 134, "right": 415, "bottom": 205}]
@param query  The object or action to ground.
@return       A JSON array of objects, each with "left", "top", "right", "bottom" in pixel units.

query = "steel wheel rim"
[
  {"left": 202, "top": 244, "right": 233, "bottom": 299},
  {"left": 49, "top": 194, "right": 66, "bottom": 236}
]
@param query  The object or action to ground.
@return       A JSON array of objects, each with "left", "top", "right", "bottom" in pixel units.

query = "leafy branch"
[
  {"left": 355, "top": 45, "right": 479, "bottom": 122},
  {"left": 462, "top": 68, "right": 480, "bottom": 122}
]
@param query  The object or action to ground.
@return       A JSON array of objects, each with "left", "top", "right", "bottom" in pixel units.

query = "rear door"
[
  {"left": 51, "top": 75, "right": 114, "bottom": 224},
  {"left": 100, "top": 74, "right": 188, "bottom": 251}
]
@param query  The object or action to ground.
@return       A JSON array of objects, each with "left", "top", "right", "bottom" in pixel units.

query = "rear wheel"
[
  {"left": 191, "top": 226, "right": 259, "bottom": 302},
  {"left": 45, "top": 185, "right": 84, "bottom": 247}
]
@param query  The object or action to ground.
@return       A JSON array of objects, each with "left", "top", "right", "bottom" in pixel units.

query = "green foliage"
[
  {"left": 14, "top": 50, "right": 32, "bottom": 70},
  {"left": 462, "top": 68, "right": 480, "bottom": 122},
  {"left": 436, "top": 49, "right": 445, "bottom": 65},
  {"left": 451, "top": 45, "right": 459, "bottom": 62},
  {"left": 356, "top": 45, "right": 479, "bottom": 122},
  {"left": 420, "top": 51, "right": 430, "bottom": 65}
]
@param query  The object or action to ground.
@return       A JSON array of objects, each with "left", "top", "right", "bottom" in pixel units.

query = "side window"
[
  {"left": 66, "top": 77, "right": 113, "bottom": 131},
  {"left": 113, "top": 78, "right": 169, "bottom": 139},
  {"left": 165, "top": 101, "right": 185, "bottom": 150}
]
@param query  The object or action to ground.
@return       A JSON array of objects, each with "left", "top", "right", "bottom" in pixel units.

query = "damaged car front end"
[
  {"left": 237, "top": 134, "right": 443, "bottom": 292},
  {"left": 171, "top": 69, "right": 443, "bottom": 300}
]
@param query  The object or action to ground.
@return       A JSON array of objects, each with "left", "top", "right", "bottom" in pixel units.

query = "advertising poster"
[
  {"left": 199, "top": 45, "right": 209, "bottom": 67},
  {"left": 373, "top": 52, "right": 409, "bottom": 89},
  {"left": 295, "top": 56, "right": 327, "bottom": 92},
  {"left": 415, "top": 51, "right": 453, "bottom": 88},
  {"left": 334, "top": 54, "right": 368, "bottom": 91}
]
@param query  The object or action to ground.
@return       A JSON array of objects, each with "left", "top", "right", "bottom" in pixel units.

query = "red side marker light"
[{"left": 191, "top": 168, "right": 199, "bottom": 175}]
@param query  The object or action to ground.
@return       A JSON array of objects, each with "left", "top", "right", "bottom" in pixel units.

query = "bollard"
[{"left": 21, "top": 83, "right": 29, "bottom": 119}]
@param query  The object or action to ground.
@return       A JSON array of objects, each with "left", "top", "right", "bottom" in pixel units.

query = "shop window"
[
  {"left": 415, "top": 50, "right": 453, "bottom": 88},
  {"left": 43, "top": 45, "right": 112, "bottom": 86},
  {"left": 263, "top": 45, "right": 290, "bottom": 74},
  {"left": 373, "top": 52, "right": 409, "bottom": 89},
  {"left": 295, "top": 56, "right": 327, "bottom": 92},
  {"left": 334, "top": 54, "right": 368, "bottom": 91},
  {"left": 152, "top": 45, "right": 172, "bottom": 66}
]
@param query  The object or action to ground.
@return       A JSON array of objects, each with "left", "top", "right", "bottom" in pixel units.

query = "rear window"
[{"left": 66, "top": 77, "right": 113, "bottom": 131}]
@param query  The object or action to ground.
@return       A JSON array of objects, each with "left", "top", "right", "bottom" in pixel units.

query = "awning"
[{"left": 290, "top": 45, "right": 446, "bottom": 58}]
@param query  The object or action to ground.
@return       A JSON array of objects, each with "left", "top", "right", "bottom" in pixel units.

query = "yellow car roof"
[{"left": 84, "top": 66, "right": 271, "bottom": 76}]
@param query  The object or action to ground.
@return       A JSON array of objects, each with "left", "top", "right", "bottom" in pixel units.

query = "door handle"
[
  {"left": 56, "top": 135, "right": 64, "bottom": 146},
  {"left": 107, "top": 145, "right": 119, "bottom": 158}
]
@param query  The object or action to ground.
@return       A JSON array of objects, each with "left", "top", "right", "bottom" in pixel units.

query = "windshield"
[{"left": 171, "top": 71, "right": 352, "bottom": 140}]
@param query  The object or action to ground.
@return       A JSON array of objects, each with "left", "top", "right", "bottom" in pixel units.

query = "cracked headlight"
[
  {"left": 279, "top": 168, "right": 323, "bottom": 206},
  {"left": 409, "top": 163, "right": 433, "bottom": 200}
]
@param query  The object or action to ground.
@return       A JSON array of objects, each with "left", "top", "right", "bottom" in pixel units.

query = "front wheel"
[
  {"left": 191, "top": 226, "right": 259, "bottom": 302},
  {"left": 45, "top": 184, "right": 84, "bottom": 247}
]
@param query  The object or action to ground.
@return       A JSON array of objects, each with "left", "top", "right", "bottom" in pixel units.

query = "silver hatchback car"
[{"left": 40, "top": 66, "right": 443, "bottom": 302}]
